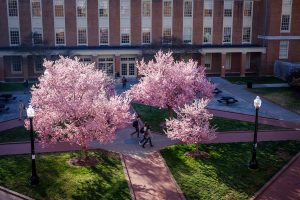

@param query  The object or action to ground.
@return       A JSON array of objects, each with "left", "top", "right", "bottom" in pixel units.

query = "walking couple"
[{"left": 131, "top": 115, "right": 153, "bottom": 148}]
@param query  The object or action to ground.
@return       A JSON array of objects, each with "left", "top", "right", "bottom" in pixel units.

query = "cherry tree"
[
  {"left": 29, "top": 56, "right": 133, "bottom": 157},
  {"left": 128, "top": 51, "right": 214, "bottom": 117},
  {"left": 165, "top": 99, "right": 216, "bottom": 144}
]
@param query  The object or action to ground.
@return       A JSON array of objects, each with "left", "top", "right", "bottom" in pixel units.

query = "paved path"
[
  {"left": 209, "top": 77, "right": 300, "bottom": 122},
  {"left": 122, "top": 152, "right": 185, "bottom": 200},
  {"left": 253, "top": 83, "right": 289, "bottom": 88},
  {"left": 254, "top": 153, "right": 300, "bottom": 200}
]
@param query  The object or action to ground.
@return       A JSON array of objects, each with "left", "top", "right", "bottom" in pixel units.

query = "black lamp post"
[
  {"left": 27, "top": 105, "right": 39, "bottom": 185},
  {"left": 249, "top": 96, "right": 262, "bottom": 169}
]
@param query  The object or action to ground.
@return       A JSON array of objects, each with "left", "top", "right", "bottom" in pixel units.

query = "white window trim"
[
  {"left": 279, "top": 41, "right": 289, "bottom": 59},
  {"left": 120, "top": 28, "right": 131, "bottom": 45},
  {"left": 162, "top": 27, "right": 172, "bottom": 44},
  {"left": 163, "top": 0, "right": 173, "bottom": 18},
  {"left": 9, "top": 28, "right": 20, "bottom": 46},
  {"left": 99, "top": 27, "right": 109, "bottom": 45},
  {"left": 203, "top": 27, "right": 212, "bottom": 44},
  {"left": 34, "top": 56, "right": 44, "bottom": 73},
  {"left": 32, "top": 28, "right": 44, "bottom": 45},
  {"left": 203, "top": 0, "right": 213, "bottom": 18},
  {"left": 77, "top": 27, "right": 88, "bottom": 45},
  {"left": 183, "top": 27, "right": 192, "bottom": 44},
  {"left": 55, "top": 28, "right": 66, "bottom": 46},
  {"left": 280, "top": 14, "right": 291, "bottom": 33},
  {"left": 141, "top": 28, "right": 152, "bottom": 45},
  {"left": 7, "top": 0, "right": 19, "bottom": 18},
  {"left": 242, "top": 27, "right": 252, "bottom": 44},
  {"left": 280, "top": 0, "right": 293, "bottom": 33},
  {"left": 76, "top": 0, "right": 87, "bottom": 18},
  {"left": 225, "top": 53, "right": 231, "bottom": 70},
  {"left": 53, "top": 0, "right": 65, "bottom": 18},
  {"left": 204, "top": 53, "right": 212, "bottom": 70},
  {"left": 11, "top": 57, "right": 22, "bottom": 74},
  {"left": 141, "top": 0, "right": 152, "bottom": 18},
  {"left": 30, "top": 0, "right": 42, "bottom": 18},
  {"left": 98, "top": 0, "right": 109, "bottom": 18},
  {"left": 183, "top": 0, "right": 193, "bottom": 18},
  {"left": 120, "top": 56, "right": 136, "bottom": 77},
  {"left": 223, "top": 27, "right": 232, "bottom": 44},
  {"left": 97, "top": 56, "right": 115, "bottom": 76}
]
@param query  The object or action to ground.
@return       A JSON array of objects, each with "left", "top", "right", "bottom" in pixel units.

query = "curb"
[
  {"left": 120, "top": 154, "right": 137, "bottom": 200},
  {"left": 250, "top": 152, "right": 300, "bottom": 200},
  {"left": 0, "top": 186, "right": 34, "bottom": 200}
]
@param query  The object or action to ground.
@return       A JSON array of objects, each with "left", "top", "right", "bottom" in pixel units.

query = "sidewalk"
[{"left": 254, "top": 152, "right": 300, "bottom": 200}]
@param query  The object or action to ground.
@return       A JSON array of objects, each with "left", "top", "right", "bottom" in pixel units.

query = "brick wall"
[
  {"left": 131, "top": 0, "right": 141, "bottom": 45},
  {"left": 152, "top": 0, "right": 162, "bottom": 44},
  {"left": 87, "top": 0, "right": 99, "bottom": 46},
  {"left": 0, "top": 2, "right": 9, "bottom": 47},
  {"left": 19, "top": 1, "right": 32, "bottom": 46},
  {"left": 193, "top": 0, "right": 203, "bottom": 44},
  {"left": 42, "top": 0, "right": 55, "bottom": 46},
  {"left": 173, "top": 0, "right": 183, "bottom": 42},
  {"left": 213, "top": 0, "right": 223, "bottom": 45},
  {"left": 65, "top": 0, "right": 77, "bottom": 46},
  {"left": 109, "top": 0, "right": 120, "bottom": 46},
  {"left": 232, "top": 1, "right": 243, "bottom": 44}
]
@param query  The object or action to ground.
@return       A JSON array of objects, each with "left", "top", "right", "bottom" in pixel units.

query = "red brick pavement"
[{"left": 254, "top": 153, "right": 300, "bottom": 200}]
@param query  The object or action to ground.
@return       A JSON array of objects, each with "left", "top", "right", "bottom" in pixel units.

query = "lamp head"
[
  {"left": 254, "top": 96, "right": 262, "bottom": 109},
  {"left": 27, "top": 104, "right": 35, "bottom": 118}
]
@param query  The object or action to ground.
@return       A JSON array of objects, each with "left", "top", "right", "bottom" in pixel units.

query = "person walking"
[
  {"left": 141, "top": 124, "right": 153, "bottom": 148},
  {"left": 131, "top": 115, "right": 141, "bottom": 137},
  {"left": 122, "top": 76, "right": 127, "bottom": 89},
  {"left": 18, "top": 100, "right": 25, "bottom": 120},
  {"left": 23, "top": 79, "right": 29, "bottom": 94}
]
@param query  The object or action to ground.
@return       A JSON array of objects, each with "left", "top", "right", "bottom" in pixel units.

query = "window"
[
  {"left": 78, "top": 28, "right": 87, "bottom": 44},
  {"left": 279, "top": 41, "right": 289, "bottom": 59},
  {"left": 183, "top": 27, "right": 192, "bottom": 44},
  {"left": 244, "top": 1, "right": 252, "bottom": 17},
  {"left": 204, "top": 53, "right": 212, "bottom": 69},
  {"left": 55, "top": 28, "right": 65, "bottom": 45},
  {"left": 121, "top": 28, "right": 130, "bottom": 44},
  {"left": 242, "top": 27, "right": 251, "bottom": 43},
  {"left": 281, "top": 15, "right": 290, "bottom": 32},
  {"left": 223, "top": 27, "right": 231, "bottom": 43},
  {"left": 8, "top": 0, "right": 18, "bottom": 17},
  {"left": 203, "top": 27, "right": 212, "bottom": 43},
  {"left": 32, "top": 28, "right": 43, "bottom": 45},
  {"left": 204, "top": 0, "right": 213, "bottom": 17},
  {"left": 142, "top": 0, "right": 151, "bottom": 17},
  {"left": 54, "top": 0, "right": 64, "bottom": 17},
  {"left": 184, "top": 0, "right": 192, "bottom": 17},
  {"left": 283, "top": 0, "right": 292, "bottom": 5},
  {"left": 99, "top": 27, "right": 109, "bottom": 44},
  {"left": 246, "top": 54, "right": 251, "bottom": 69},
  {"left": 142, "top": 28, "right": 151, "bottom": 44},
  {"left": 120, "top": 0, "right": 130, "bottom": 17},
  {"left": 163, "top": 1, "right": 172, "bottom": 17},
  {"left": 31, "top": 0, "right": 41, "bottom": 17},
  {"left": 162, "top": 27, "right": 172, "bottom": 44},
  {"left": 77, "top": 0, "right": 86, "bottom": 17},
  {"left": 224, "top": 0, "right": 232, "bottom": 17},
  {"left": 79, "top": 57, "right": 92, "bottom": 64},
  {"left": 97, "top": 57, "right": 114, "bottom": 75},
  {"left": 121, "top": 57, "right": 136, "bottom": 76},
  {"left": 34, "top": 56, "right": 44, "bottom": 72},
  {"left": 99, "top": 0, "right": 109, "bottom": 17},
  {"left": 225, "top": 53, "right": 231, "bottom": 69},
  {"left": 11, "top": 57, "right": 22, "bottom": 73},
  {"left": 10, "top": 28, "right": 20, "bottom": 45}
]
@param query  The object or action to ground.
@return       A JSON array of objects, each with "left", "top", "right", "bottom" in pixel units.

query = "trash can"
[{"left": 247, "top": 81, "right": 253, "bottom": 88}]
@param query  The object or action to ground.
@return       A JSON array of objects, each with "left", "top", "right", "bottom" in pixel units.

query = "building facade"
[{"left": 0, "top": 0, "right": 299, "bottom": 82}]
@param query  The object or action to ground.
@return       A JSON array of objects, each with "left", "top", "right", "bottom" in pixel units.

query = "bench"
[
  {"left": 217, "top": 96, "right": 238, "bottom": 105},
  {"left": 213, "top": 88, "right": 222, "bottom": 95}
]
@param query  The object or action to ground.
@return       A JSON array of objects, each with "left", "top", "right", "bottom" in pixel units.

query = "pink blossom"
[
  {"left": 128, "top": 51, "right": 214, "bottom": 110},
  {"left": 28, "top": 56, "right": 133, "bottom": 148},
  {"left": 165, "top": 99, "right": 216, "bottom": 144}
]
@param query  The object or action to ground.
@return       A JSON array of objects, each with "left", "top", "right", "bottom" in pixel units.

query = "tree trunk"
[
  {"left": 81, "top": 145, "right": 88, "bottom": 160},
  {"left": 167, "top": 105, "right": 173, "bottom": 119}
]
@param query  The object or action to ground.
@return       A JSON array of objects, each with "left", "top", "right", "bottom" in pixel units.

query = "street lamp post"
[
  {"left": 26, "top": 105, "right": 39, "bottom": 185},
  {"left": 249, "top": 96, "right": 262, "bottom": 169}
]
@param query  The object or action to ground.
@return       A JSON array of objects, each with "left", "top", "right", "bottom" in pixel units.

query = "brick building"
[{"left": 0, "top": 0, "right": 299, "bottom": 82}]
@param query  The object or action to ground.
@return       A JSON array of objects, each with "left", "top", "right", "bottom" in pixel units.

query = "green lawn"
[
  {"left": 0, "top": 127, "right": 30, "bottom": 143},
  {"left": 225, "top": 76, "right": 286, "bottom": 84},
  {"left": 252, "top": 87, "right": 300, "bottom": 115},
  {"left": 0, "top": 151, "right": 131, "bottom": 200},
  {"left": 132, "top": 103, "right": 286, "bottom": 133},
  {"left": 0, "top": 83, "right": 34, "bottom": 92},
  {"left": 161, "top": 141, "right": 300, "bottom": 200}
]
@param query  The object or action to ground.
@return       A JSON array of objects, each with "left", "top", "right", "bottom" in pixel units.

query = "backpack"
[{"left": 132, "top": 120, "right": 138, "bottom": 127}]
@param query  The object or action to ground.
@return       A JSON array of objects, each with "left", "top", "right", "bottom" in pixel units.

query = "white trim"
[
  {"left": 279, "top": 40, "right": 289, "bottom": 59},
  {"left": 258, "top": 35, "right": 300, "bottom": 40},
  {"left": 200, "top": 47, "right": 266, "bottom": 54}
]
